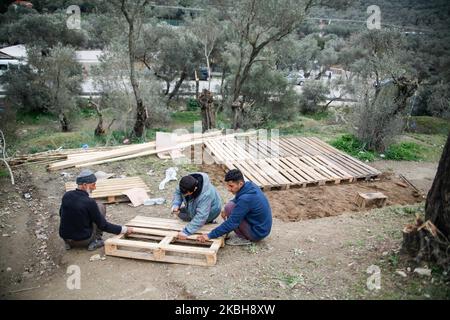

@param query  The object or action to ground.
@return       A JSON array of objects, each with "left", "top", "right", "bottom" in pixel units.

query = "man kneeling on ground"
[
  {"left": 171, "top": 172, "right": 222, "bottom": 240},
  {"left": 59, "top": 169, "right": 133, "bottom": 251},
  {"left": 197, "top": 169, "right": 272, "bottom": 246}
]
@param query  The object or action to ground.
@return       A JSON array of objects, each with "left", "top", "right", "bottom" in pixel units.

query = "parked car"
[{"left": 198, "top": 67, "right": 209, "bottom": 81}]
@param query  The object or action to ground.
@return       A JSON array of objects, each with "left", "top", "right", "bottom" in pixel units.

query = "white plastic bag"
[
  {"left": 143, "top": 198, "right": 166, "bottom": 206},
  {"left": 159, "top": 167, "right": 178, "bottom": 190}
]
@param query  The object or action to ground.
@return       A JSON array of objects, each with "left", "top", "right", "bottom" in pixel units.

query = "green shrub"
[
  {"left": 331, "top": 134, "right": 376, "bottom": 161},
  {"left": 384, "top": 142, "right": 423, "bottom": 161},
  {"left": 78, "top": 106, "right": 97, "bottom": 119},
  {"left": 186, "top": 98, "right": 200, "bottom": 111}
]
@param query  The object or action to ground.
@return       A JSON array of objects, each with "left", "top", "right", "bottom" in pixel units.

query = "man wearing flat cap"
[{"left": 59, "top": 169, "right": 133, "bottom": 251}]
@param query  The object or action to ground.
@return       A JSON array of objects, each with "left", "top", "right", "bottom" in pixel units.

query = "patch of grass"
[
  {"left": 388, "top": 253, "right": 399, "bottom": 268},
  {"left": 16, "top": 110, "right": 57, "bottom": 125},
  {"left": 407, "top": 116, "right": 450, "bottom": 135},
  {"left": 0, "top": 169, "right": 9, "bottom": 178},
  {"left": 171, "top": 111, "right": 201, "bottom": 125},
  {"left": 404, "top": 133, "right": 446, "bottom": 162},
  {"left": 15, "top": 130, "right": 105, "bottom": 153},
  {"left": 331, "top": 134, "right": 376, "bottom": 161},
  {"left": 247, "top": 243, "right": 258, "bottom": 254},
  {"left": 278, "top": 273, "right": 305, "bottom": 289},
  {"left": 384, "top": 142, "right": 423, "bottom": 161},
  {"left": 279, "top": 122, "right": 305, "bottom": 135},
  {"left": 302, "top": 111, "right": 330, "bottom": 121}
]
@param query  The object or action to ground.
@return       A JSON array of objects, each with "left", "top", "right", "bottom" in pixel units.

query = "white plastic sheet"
[{"left": 158, "top": 167, "right": 178, "bottom": 190}]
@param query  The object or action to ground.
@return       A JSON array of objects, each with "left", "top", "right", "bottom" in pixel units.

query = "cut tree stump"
[{"left": 355, "top": 192, "right": 388, "bottom": 208}]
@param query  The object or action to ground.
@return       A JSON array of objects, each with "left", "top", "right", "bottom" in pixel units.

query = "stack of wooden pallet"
[
  {"left": 65, "top": 176, "right": 150, "bottom": 203},
  {"left": 47, "top": 130, "right": 256, "bottom": 171},
  {"left": 105, "top": 216, "right": 224, "bottom": 266},
  {"left": 204, "top": 136, "right": 381, "bottom": 190}
]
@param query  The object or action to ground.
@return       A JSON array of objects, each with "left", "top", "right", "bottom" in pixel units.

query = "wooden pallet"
[
  {"left": 65, "top": 177, "right": 150, "bottom": 203},
  {"left": 105, "top": 216, "right": 224, "bottom": 266},
  {"left": 204, "top": 136, "right": 381, "bottom": 190}
]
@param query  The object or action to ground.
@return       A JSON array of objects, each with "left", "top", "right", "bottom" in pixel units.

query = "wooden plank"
[
  {"left": 309, "top": 137, "right": 381, "bottom": 175},
  {"left": 265, "top": 157, "right": 307, "bottom": 185},
  {"left": 300, "top": 155, "right": 342, "bottom": 182},
  {"left": 130, "top": 216, "right": 219, "bottom": 232},
  {"left": 247, "top": 159, "right": 291, "bottom": 186},
  {"left": 284, "top": 156, "right": 327, "bottom": 183},
  {"left": 105, "top": 248, "right": 213, "bottom": 266},
  {"left": 103, "top": 215, "right": 225, "bottom": 266},
  {"left": 107, "top": 238, "right": 216, "bottom": 255},
  {"left": 230, "top": 162, "right": 267, "bottom": 187},
  {"left": 315, "top": 155, "right": 354, "bottom": 181}
]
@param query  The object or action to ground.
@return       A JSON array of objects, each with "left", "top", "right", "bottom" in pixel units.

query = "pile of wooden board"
[
  {"left": 105, "top": 216, "right": 224, "bottom": 266},
  {"left": 65, "top": 176, "right": 150, "bottom": 203},
  {"left": 47, "top": 130, "right": 256, "bottom": 171},
  {"left": 204, "top": 136, "right": 381, "bottom": 190}
]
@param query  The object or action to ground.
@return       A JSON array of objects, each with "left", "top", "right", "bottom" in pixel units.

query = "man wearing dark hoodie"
[{"left": 197, "top": 169, "right": 272, "bottom": 246}]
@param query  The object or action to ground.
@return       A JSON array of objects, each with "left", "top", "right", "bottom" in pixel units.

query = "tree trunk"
[
  {"left": 122, "top": 5, "right": 148, "bottom": 138},
  {"left": 232, "top": 101, "right": 244, "bottom": 130},
  {"left": 164, "top": 80, "right": 170, "bottom": 96},
  {"left": 89, "top": 99, "right": 106, "bottom": 136},
  {"left": 198, "top": 89, "right": 216, "bottom": 132},
  {"left": 168, "top": 70, "right": 187, "bottom": 100},
  {"left": 195, "top": 79, "right": 200, "bottom": 100},
  {"left": 425, "top": 132, "right": 450, "bottom": 237},
  {"left": 59, "top": 113, "right": 69, "bottom": 132}
]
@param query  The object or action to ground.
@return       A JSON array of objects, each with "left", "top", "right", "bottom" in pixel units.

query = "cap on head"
[
  {"left": 76, "top": 169, "right": 97, "bottom": 185},
  {"left": 179, "top": 175, "right": 198, "bottom": 194}
]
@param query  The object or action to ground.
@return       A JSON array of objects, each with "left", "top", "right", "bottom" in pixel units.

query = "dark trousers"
[{"left": 64, "top": 202, "right": 105, "bottom": 248}]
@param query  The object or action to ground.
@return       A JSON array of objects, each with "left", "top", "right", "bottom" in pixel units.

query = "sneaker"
[
  {"left": 225, "top": 236, "right": 252, "bottom": 246},
  {"left": 87, "top": 239, "right": 104, "bottom": 251}
]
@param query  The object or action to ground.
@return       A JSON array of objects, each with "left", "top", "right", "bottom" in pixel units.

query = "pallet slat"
[
  {"left": 105, "top": 216, "right": 224, "bottom": 266},
  {"left": 204, "top": 136, "right": 380, "bottom": 190}
]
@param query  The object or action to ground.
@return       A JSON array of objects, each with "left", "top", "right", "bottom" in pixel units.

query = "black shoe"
[{"left": 88, "top": 239, "right": 104, "bottom": 251}]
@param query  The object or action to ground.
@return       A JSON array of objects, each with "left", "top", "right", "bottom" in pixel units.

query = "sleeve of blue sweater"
[
  {"left": 87, "top": 201, "right": 122, "bottom": 235},
  {"left": 208, "top": 198, "right": 248, "bottom": 239}
]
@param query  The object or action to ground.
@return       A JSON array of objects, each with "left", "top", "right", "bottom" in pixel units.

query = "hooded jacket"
[
  {"left": 172, "top": 172, "right": 222, "bottom": 235},
  {"left": 208, "top": 181, "right": 272, "bottom": 240}
]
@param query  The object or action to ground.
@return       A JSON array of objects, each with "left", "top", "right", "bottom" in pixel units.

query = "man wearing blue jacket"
[
  {"left": 197, "top": 169, "right": 272, "bottom": 246},
  {"left": 172, "top": 172, "right": 222, "bottom": 240}
]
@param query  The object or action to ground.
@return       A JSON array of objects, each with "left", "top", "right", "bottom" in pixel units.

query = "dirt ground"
[{"left": 0, "top": 157, "right": 442, "bottom": 300}]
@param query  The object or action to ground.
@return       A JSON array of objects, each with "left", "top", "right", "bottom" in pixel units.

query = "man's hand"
[
  {"left": 220, "top": 210, "right": 227, "bottom": 220},
  {"left": 177, "top": 231, "right": 188, "bottom": 240},
  {"left": 197, "top": 234, "right": 210, "bottom": 243},
  {"left": 125, "top": 227, "right": 134, "bottom": 235},
  {"left": 171, "top": 206, "right": 180, "bottom": 215}
]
